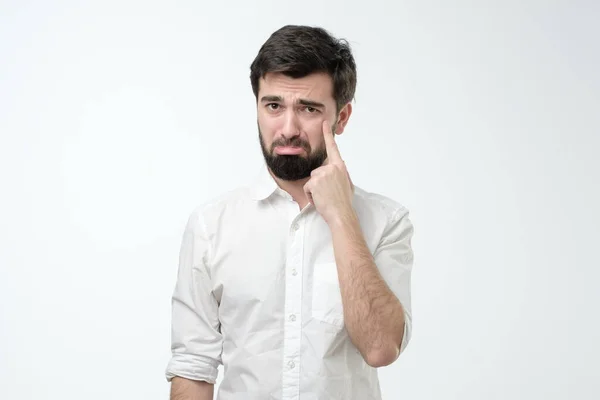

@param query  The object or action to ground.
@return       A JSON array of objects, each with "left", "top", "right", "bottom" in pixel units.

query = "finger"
[{"left": 322, "top": 120, "right": 342, "bottom": 163}]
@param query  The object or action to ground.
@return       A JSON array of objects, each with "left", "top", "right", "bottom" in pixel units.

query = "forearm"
[
  {"left": 329, "top": 210, "right": 405, "bottom": 367},
  {"left": 170, "top": 377, "right": 214, "bottom": 400}
]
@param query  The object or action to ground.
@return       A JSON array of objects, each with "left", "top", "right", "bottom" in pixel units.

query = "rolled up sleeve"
[
  {"left": 165, "top": 210, "right": 223, "bottom": 384},
  {"left": 373, "top": 207, "right": 415, "bottom": 355}
]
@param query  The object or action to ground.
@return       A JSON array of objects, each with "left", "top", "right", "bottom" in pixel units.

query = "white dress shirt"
[{"left": 165, "top": 164, "right": 414, "bottom": 400}]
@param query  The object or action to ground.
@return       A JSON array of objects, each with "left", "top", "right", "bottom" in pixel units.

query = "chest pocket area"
[{"left": 311, "top": 262, "right": 344, "bottom": 327}]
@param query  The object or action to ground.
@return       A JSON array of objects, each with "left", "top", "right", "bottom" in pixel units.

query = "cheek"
[
  {"left": 258, "top": 120, "right": 276, "bottom": 146},
  {"left": 310, "top": 138, "right": 326, "bottom": 153},
  {"left": 306, "top": 123, "right": 325, "bottom": 147},
  {"left": 258, "top": 112, "right": 281, "bottom": 133}
]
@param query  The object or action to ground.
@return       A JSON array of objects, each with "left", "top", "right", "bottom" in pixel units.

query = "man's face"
[{"left": 257, "top": 72, "right": 349, "bottom": 181}]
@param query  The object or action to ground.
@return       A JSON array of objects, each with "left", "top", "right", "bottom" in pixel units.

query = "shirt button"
[
  {"left": 292, "top": 269, "right": 298, "bottom": 276},
  {"left": 288, "top": 361, "right": 295, "bottom": 369},
  {"left": 289, "top": 314, "right": 296, "bottom": 322},
  {"left": 292, "top": 223, "right": 299, "bottom": 231}
]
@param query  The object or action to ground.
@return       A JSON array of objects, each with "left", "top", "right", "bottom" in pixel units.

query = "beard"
[{"left": 258, "top": 126, "right": 329, "bottom": 181}]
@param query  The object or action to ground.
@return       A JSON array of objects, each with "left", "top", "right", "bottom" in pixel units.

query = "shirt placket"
[{"left": 281, "top": 204, "right": 304, "bottom": 400}]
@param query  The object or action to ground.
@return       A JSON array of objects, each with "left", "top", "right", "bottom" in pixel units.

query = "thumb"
[{"left": 303, "top": 181, "right": 314, "bottom": 205}]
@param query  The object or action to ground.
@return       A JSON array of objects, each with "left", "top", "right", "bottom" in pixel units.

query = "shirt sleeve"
[
  {"left": 372, "top": 207, "right": 415, "bottom": 355},
  {"left": 165, "top": 210, "right": 223, "bottom": 384}
]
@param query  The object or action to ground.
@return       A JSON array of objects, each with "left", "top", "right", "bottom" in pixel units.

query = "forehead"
[{"left": 258, "top": 72, "right": 334, "bottom": 102}]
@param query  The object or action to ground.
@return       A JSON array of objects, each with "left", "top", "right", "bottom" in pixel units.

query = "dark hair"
[{"left": 250, "top": 25, "right": 357, "bottom": 113}]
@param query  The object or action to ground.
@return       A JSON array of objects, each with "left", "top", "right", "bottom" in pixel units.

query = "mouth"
[{"left": 273, "top": 146, "right": 305, "bottom": 155}]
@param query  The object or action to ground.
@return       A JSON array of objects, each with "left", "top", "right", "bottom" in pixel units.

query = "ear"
[{"left": 333, "top": 103, "right": 353, "bottom": 135}]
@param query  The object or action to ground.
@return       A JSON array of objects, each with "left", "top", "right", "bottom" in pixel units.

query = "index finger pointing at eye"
[{"left": 322, "top": 120, "right": 342, "bottom": 162}]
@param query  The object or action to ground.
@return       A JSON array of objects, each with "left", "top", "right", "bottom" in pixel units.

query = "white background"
[{"left": 1, "top": 1, "right": 599, "bottom": 399}]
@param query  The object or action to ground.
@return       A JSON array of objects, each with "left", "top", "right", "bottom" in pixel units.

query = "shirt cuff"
[
  {"left": 165, "top": 353, "right": 220, "bottom": 384},
  {"left": 399, "top": 304, "right": 412, "bottom": 354}
]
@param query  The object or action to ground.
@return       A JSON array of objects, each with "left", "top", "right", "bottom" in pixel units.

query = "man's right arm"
[
  {"left": 170, "top": 377, "right": 214, "bottom": 400},
  {"left": 165, "top": 209, "right": 223, "bottom": 399}
]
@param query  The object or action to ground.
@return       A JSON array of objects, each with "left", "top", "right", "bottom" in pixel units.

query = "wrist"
[{"left": 327, "top": 207, "right": 359, "bottom": 231}]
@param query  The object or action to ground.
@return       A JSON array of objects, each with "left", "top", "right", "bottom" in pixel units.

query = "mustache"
[{"left": 271, "top": 137, "right": 311, "bottom": 151}]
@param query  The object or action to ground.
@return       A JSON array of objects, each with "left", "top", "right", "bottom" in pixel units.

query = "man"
[{"left": 166, "top": 25, "right": 415, "bottom": 400}]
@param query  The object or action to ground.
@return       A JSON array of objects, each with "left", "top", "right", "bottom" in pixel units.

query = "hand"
[{"left": 303, "top": 120, "right": 355, "bottom": 225}]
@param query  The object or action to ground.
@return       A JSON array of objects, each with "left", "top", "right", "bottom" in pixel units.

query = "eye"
[
  {"left": 267, "top": 103, "right": 280, "bottom": 111},
  {"left": 304, "top": 106, "right": 319, "bottom": 113}
]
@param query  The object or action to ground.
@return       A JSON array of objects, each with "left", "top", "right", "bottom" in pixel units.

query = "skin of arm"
[{"left": 170, "top": 377, "right": 214, "bottom": 400}]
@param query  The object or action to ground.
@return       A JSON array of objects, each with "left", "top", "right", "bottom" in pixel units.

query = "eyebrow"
[{"left": 260, "top": 95, "right": 326, "bottom": 109}]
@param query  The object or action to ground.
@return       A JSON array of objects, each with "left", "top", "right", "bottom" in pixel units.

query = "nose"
[{"left": 280, "top": 109, "right": 301, "bottom": 140}]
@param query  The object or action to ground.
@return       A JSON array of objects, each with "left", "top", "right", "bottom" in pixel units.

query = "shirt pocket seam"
[{"left": 311, "top": 262, "right": 344, "bottom": 327}]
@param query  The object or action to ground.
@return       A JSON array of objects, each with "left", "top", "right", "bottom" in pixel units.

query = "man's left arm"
[
  {"left": 303, "top": 120, "right": 414, "bottom": 368},
  {"left": 329, "top": 207, "right": 414, "bottom": 368}
]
